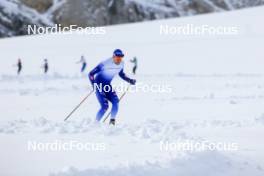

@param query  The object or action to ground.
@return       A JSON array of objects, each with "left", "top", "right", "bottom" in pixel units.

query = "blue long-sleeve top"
[{"left": 89, "top": 58, "right": 132, "bottom": 85}]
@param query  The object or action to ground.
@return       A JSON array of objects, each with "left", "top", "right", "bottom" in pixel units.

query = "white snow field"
[{"left": 1, "top": 6, "right": 264, "bottom": 176}]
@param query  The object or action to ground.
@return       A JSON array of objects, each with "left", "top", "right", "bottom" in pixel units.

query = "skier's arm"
[
  {"left": 88, "top": 63, "right": 103, "bottom": 84},
  {"left": 119, "top": 69, "right": 136, "bottom": 85}
]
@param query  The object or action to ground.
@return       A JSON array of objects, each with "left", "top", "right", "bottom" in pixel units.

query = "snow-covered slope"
[
  {"left": 0, "top": 0, "right": 54, "bottom": 37},
  {"left": 0, "top": 6, "right": 264, "bottom": 176}
]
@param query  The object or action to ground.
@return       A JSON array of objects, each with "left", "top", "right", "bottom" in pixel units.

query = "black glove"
[{"left": 129, "top": 79, "right": 136, "bottom": 85}]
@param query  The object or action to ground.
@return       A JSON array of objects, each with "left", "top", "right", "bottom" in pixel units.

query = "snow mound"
[
  {"left": 50, "top": 151, "right": 263, "bottom": 176},
  {"left": 0, "top": 118, "right": 181, "bottom": 137},
  {"left": 0, "top": 117, "right": 259, "bottom": 135}
]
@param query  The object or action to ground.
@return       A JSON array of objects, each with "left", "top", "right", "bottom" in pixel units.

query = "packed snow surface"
[{"left": 0, "top": 6, "right": 264, "bottom": 176}]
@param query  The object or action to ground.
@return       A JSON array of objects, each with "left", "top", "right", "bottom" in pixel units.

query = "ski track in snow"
[
  {"left": 1, "top": 116, "right": 264, "bottom": 135},
  {"left": 1, "top": 73, "right": 264, "bottom": 138}
]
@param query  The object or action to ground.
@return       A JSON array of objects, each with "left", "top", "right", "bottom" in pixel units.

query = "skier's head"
[{"left": 113, "top": 49, "right": 124, "bottom": 64}]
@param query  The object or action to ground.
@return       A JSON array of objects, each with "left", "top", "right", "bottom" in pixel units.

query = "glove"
[{"left": 129, "top": 79, "right": 136, "bottom": 85}]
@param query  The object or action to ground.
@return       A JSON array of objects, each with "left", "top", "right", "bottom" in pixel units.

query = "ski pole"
[
  {"left": 64, "top": 90, "right": 94, "bottom": 121},
  {"left": 103, "top": 86, "right": 130, "bottom": 123}
]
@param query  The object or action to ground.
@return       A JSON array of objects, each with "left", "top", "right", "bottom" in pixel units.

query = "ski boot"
[{"left": 109, "top": 119, "right": 115, "bottom": 125}]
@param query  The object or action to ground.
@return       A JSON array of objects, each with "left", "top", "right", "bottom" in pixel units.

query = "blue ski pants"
[{"left": 95, "top": 87, "right": 119, "bottom": 121}]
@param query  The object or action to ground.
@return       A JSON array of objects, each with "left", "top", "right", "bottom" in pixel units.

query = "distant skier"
[
  {"left": 77, "top": 55, "right": 87, "bottom": 73},
  {"left": 89, "top": 49, "right": 136, "bottom": 125},
  {"left": 17, "top": 59, "right": 22, "bottom": 75},
  {"left": 130, "top": 57, "right": 138, "bottom": 75},
  {"left": 43, "top": 59, "right": 49, "bottom": 74}
]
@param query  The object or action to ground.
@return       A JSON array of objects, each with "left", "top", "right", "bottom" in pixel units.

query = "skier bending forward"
[{"left": 89, "top": 49, "right": 136, "bottom": 125}]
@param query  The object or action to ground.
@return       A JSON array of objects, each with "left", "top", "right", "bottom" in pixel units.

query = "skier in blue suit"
[{"left": 89, "top": 49, "right": 136, "bottom": 125}]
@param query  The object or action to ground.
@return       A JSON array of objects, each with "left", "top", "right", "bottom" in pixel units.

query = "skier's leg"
[
  {"left": 81, "top": 64, "right": 86, "bottom": 72},
  {"left": 95, "top": 91, "right": 109, "bottom": 121},
  {"left": 107, "top": 91, "right": 119, "bottom": 120},
  {"left": 133, "top": 66, "right": 137, "bottom": 74},
  {"left": 44, "top": 66, "right": 48, "bottom": 74}
]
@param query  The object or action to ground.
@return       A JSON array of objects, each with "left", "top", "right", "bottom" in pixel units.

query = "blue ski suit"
[{"left": 89, "top": 58, "right": 135, "bottom": 121}]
